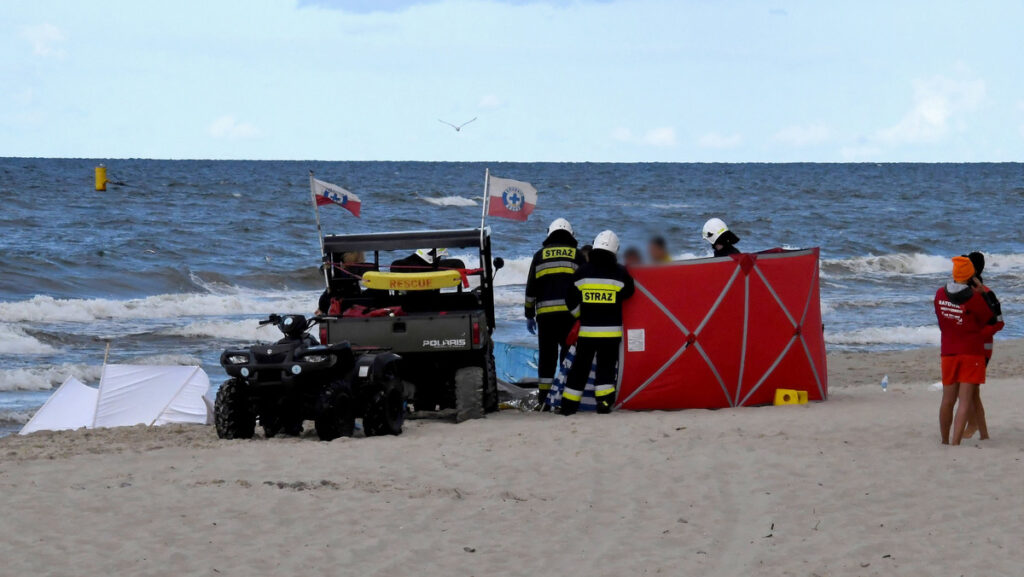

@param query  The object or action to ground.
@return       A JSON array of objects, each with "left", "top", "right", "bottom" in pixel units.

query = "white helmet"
[
  {"left": 702, "top": 218, "right": 730, "bottom": 245},
  {"left": 593, "top": 230, "right": 620, "bottom": 255},
  {"left": 415, "top": 248, "right": 449, "bottom": 263},
  {"left": 548, "top": 218, "right": 574, "bottom": 237}
]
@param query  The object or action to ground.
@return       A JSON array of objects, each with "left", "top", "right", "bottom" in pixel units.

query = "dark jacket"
[
  {"left": 525, "top": 231, "right": 584, "bottom": 319},
  {"left": 566, "top": 249, "right": 635, "bottom": 338}
]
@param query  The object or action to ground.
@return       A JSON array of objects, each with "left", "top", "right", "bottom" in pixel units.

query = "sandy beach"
[{"left": 2, "top": 341, "right": 1022, "bottom": 577}]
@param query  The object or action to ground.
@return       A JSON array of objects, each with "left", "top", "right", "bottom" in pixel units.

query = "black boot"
[
  {"left": 536, "top": 389, "right": 550, "bottom": 411},
  {"left": 596, "top": 392, "right": 615, "bottom": 414},
  {"left": 560, "top": 398, "right": 580, "bottom": 416}
]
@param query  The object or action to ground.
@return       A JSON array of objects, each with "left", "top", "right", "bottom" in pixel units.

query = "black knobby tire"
[
  {"left": 315, "top": 380, "right": 354, "bottom": 441},
  {"left": 214, "top": 378, "right": 255, "bottom": 439},
  {"left": 454, "top": 366, "right": 485, "bottom": 423},
  {"left": 364, "top": 368, "right": 405, "bottom": 437},
  {"left": 483, "top": 345, "right": 499, "bottom": 414}
]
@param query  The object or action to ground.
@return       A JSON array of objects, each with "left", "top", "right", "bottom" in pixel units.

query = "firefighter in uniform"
[
  {"left": 702, "top": 218, "right": 741, "bottom": 257},
  {"left": 525, "top": 218, "right": 585, "bottom": 406},
  {"left": 561, "top": 230, "right": 634, "bottom": 415}
]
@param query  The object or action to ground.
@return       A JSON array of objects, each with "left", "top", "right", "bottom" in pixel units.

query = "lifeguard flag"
[
  {"left": 487, "top": 175, "right": 537, "bottom": 222},
  {"left": 312, "top": 177, "right": 361, "bottom": 218}
]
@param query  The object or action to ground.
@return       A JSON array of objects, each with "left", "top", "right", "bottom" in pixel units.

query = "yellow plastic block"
[
  {"left": 362, "top": 270, "right": 462, "bottom": 291},
  {"left": 773, "top": 388, "right": 808, "bottom": 406}
]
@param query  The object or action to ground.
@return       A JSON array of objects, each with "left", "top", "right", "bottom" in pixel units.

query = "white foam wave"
[
  {"left": 0, "top": 364, "right": 104, "bottom": 392},
  {"left": 0, "top": 324, "right": 58, "bottom": 355},
  {"left": 826, "top": 325, "right": 939, "bottom": 346},
  {"left": 650, "top": 203, "right": 691, "bottom": 210},
  {"left": 422, "top": 196, "right": 478, "bottom": 207},
  {"left": 823, "top": 252, "right": 1024, "bottom": 276},
  {"left": 0, "top": 410, "right": 31, "bottom": 425},
  {"left": 0, "top": 290, "right": 317, "bottom": 324},
  {"left": 164, "top": 320, "right": 276, "bottom": 342}
]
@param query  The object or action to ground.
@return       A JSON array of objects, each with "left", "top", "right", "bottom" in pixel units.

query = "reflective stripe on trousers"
[{"left": 579, "top": 325, "right": 623, "bottom": 338}]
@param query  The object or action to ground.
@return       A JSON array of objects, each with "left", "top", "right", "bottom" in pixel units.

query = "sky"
[{"left": 2, "top": 0, "right": 1024, "bottom": 162}]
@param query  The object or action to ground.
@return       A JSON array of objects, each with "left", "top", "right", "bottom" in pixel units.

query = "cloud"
[
  {"left": 613, "top": 126, "right": 677, "bottom": 147},
  {"left": 697, "top": 132, "right": 742, "bottom": 149},
  {"left": 22, "top": 23, "right": 65, "bottom": 57},
  {"left": 298, "top": 0, "right": 610, "bottom": 13},
  {"left": 478, "top": 94, "right": 502, "bottom": 110},
  {"left": 877, "top": 74, "right": 985, "bottom": 145},
  {"left": 208, "top": 116, "right": 260, "bottom": 140},
  {"left": 772, "top": 123, "right": 832, "bottom": 147}
]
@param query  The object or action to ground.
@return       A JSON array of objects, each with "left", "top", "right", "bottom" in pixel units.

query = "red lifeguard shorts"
[{"left": 941, "top": 354, "right": 987, "bottom": 386}]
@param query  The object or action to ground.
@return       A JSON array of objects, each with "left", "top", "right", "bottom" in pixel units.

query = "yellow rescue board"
[{"left": 362, "top": 270, "right": 462, "bottom": 291}]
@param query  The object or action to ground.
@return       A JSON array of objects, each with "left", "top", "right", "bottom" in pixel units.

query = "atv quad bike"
[
  {"left": 318, "top": 228, "right": 503, "bottom": 422},
  {"left": 216, "top": 314, "right": 403, "bottom": 440}
]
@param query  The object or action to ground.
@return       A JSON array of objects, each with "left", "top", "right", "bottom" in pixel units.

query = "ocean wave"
[
  {"left": 0, "top": 290, "right": 317, "bottom": 324},
  {"left": 822, "top": 252, "right": 1024, "bottom": 276},
  {"left": 0, "top": 364, "right": 104, "bottom": 392},
  {"left": 163, "top": 320, "right": 277, "bottom": 342},
  {"left": 0, "top": 324, "right": 58, "bottom": 355},
  {"left": 422, "top": 196, "right": 478, "bottom": 207},
  {"left": 0, "top": 410, "right": 31, "bottom": 426},
  {"left": 826, "top": 325, "right": 939, "bottom": 346}
]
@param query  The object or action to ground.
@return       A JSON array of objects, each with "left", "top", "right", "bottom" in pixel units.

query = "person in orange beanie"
[{"left": 934, "top": 256, "right": 1002, "bottom": 445}]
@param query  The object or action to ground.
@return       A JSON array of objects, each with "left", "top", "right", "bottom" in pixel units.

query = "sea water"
[{"left": 2, "top": 159, "right": 1023, "bottom": 433}]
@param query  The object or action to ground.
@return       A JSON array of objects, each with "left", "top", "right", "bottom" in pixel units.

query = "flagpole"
[
  {"left": 479, "top": 167, "right": 490, "bottom": 250},
  {"left": 309, "top": 171, "right": 331, "bottom": 291}
]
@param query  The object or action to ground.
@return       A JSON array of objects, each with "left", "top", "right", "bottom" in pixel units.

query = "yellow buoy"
[{"left": 95, "top": 165, "right": 107, "bottom": 191}]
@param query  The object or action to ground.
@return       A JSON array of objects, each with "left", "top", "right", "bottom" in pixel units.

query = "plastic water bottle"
[{"left": 881, "top": 375, "right": 889, "bottom": 392}]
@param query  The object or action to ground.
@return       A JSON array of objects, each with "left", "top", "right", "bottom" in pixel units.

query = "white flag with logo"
[
  {"left": 487, "top": 175, "right": 537, "bottom": 222},
  {"left": 312, "top": 177, "right": 361, "bottom": 217}
]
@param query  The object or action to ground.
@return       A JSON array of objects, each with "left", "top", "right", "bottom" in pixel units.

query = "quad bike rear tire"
[
  {"left": 364, "top": 368, "right": 405, "bottom": 437},
  {"left": 215, "top": 378, "right": 256, "bottom": 439},
  {"left": 454, "top": 366, "right": 484, "bottom": 423},
  {"left": 315, "top": 380, "right": 355, "bottom": 441},
  {"left": 483, "top": 344, "right": 499, "bottom": 414}
]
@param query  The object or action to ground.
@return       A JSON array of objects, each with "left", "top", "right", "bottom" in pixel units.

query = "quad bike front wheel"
[
  {"left": 315, "top": 380, "right": 355, "bottom": 441},
  {"left": 215, "top": 378, "right": 256, "bottom": 439}
]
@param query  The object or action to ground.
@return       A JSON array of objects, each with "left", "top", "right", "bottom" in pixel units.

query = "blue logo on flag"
[{"left": 501, "top": 187, "right": 524, "bottom": 212}]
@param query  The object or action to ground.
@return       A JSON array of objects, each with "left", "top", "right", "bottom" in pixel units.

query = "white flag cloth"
[
  {"left": 487, "top": 175, "right": 537, "bottom": 222},
  {"left": 312, "top": 177, "right": 362, "bottom": 217}
]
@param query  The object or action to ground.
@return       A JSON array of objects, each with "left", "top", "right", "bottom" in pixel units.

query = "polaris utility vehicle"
[
  {"left": 216, "top": 314, "right": 403, "bottom": 441},
  {"left": 318, "top": 228, "right": 503, "bottom": 422}
]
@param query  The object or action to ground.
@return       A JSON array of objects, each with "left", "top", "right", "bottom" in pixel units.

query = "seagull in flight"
[{"left": 438, "top": 117, "right": 477, "bottom": 132}]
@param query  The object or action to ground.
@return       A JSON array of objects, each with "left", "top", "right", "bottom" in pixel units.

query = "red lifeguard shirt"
[{"left": 934, "top": 284, "right": 1000, "bottom": 356}]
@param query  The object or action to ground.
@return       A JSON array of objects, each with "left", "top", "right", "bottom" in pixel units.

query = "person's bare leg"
[
  {"left": 951, "top": 383, "right": 976, "bottom": 446},
  {"left": 964, "top": 385, "right": 981, "bottom": 438},
  {"left": 973, "top": 387, "right": 989, "bottom": 440},
  {"left": 940, "top": 383, "right": 959, "bottom": 445}
]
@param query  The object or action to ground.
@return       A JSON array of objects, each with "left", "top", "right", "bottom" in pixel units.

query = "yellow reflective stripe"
[
  {"left": 570, "top": 306, "right": 581, "bottom": 318},
  {"left": 537, "top": 305, "right": 569, "bottom": 315},
  {"left": 594, "top": 387, "right": 616, "bottom": 397},
  {"left": 578, "top": 330, "right": 623, "bottom": 338},
  {"left": 536, "top": 267, "right": 576, "bottom": 278},
  {"left": 538, "top": 383, "right": 552, "bottom": 391},
  {"left": 562, "top": 389, "right": 583, "bottom": 401},
  {"left": 576, "top": 283, "right": 623, "bottom": 291}
]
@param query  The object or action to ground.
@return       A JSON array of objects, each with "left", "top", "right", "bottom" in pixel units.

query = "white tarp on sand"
[{"left": 19, "top": 365, "right": 211, "bottom": 435}]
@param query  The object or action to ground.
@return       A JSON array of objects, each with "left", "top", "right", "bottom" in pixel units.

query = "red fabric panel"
[{"left": 618, "top": 249, "right": 827, "bottom": 410}]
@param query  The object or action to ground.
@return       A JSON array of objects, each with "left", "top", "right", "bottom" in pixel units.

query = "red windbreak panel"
[{"left": 618, "top": 249, "right": 827, "bottom": 410}]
